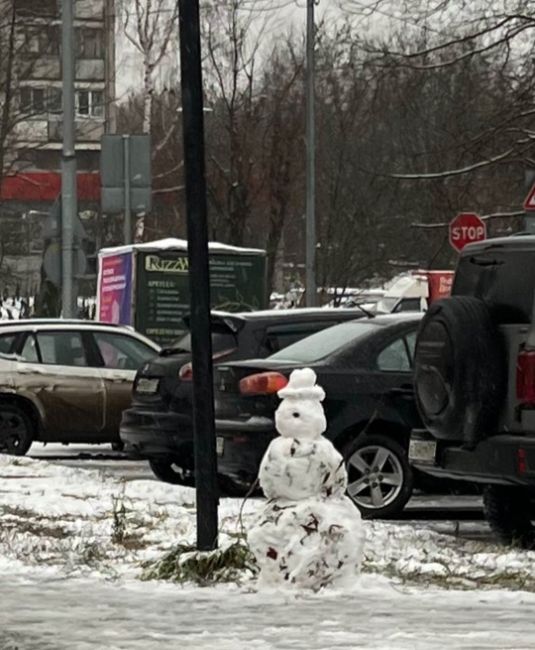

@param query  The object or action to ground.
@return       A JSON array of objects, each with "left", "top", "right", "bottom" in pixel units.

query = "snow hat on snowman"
[{"left": 274, "top": 368, "right": 327, "bottom": 440}]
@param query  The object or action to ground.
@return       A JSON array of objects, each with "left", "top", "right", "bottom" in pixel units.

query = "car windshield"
[{"left": 268, "top": 320, "right": 379, "bottom": 363}]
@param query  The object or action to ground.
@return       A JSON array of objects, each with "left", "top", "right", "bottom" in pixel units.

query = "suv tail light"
[
  {"left": 239, "top": 372, "right": 288, "bottom": 396},
  {"left": 179, "top": 348, "right": 237, "bottom": 382},
  {"left": 517, "top": 349, "right": 535, "bottom": 405}
]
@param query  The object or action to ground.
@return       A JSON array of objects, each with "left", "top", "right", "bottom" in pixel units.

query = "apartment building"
[
  {"left": 0, "top": 0, "right": 115, "bottom": 292},
  {"left": 5, "top": 0, "right": 115, "bottom": 196}
]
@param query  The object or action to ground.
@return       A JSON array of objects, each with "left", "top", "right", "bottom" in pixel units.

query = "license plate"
[
  {"left": 136, "top": 377, "right": 159, "bottom": 394},
  {"left": 409, "top": 439, "right": 437, "bottom": 464},
  {"left": 216, "top": 436, "right": 224, "bottom": 456}
]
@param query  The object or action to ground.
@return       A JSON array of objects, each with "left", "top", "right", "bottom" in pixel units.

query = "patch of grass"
[
  {"left": 362, "top": 564, "right": 535, "bottom": 593},
  {"left": 1, "top": 506, "right": 70, "bottom": 539},
  {"left": 1, "top": 505, "right": 37, "bottom": 519},
  {"left": 141, "top": 541, "right": 258, "bottom": 586},
  {"left": 111, "top": 492, "right": 127, "bottom": 544},
  {"left": 6, "top": 520, "right": 69, "bottom": 539},
  {"left": 117, "top": 531, "right": 150, "bottom": 551},
  {"left": 79, "top": 541, "right": 106, "bottom": 566}
]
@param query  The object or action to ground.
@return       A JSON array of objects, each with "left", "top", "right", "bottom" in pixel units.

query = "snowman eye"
[{"left": 292, "top": 412, "right": 300, "bottom": 418}]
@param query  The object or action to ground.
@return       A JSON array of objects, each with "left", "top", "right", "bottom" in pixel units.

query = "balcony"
[
  {"left": 11, "top": 117, "right": 104, "bottom": 145},
  {"left": 13, "top": 119, "right": 49, "bottom": 144},
  {"left": 75, "top": 0, "right": 105, "bottom": 21},
  {"left": 15, "top": 0, "right": 59, "bottom": 19},
  {"left": 19, "top": 56, "right": 61, "bottom": 81},
  {"left": 48, "top": 118, "right": 104, "bottom": 143},
  {"left": 76, "top": 59, "right": 105, "bottom": 82}
]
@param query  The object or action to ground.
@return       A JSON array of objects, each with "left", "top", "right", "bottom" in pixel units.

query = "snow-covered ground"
[
  {"left": 4, "top": 572, "right": 535, "bottom": 650},
  {"left": 2, "top": 454, "right": 535, "bottom": 649}
]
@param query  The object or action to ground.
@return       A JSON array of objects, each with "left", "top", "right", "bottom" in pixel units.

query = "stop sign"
[{"left": 449, "top": 212, "right": 486, "bottom": 253}]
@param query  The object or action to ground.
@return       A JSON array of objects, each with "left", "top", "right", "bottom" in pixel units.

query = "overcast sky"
[
  {"left": 113, "top": 0, "right": 461, "bottom": 99},
  {"left": 114, "top": 0, "right": 358, "bottom": 98}
]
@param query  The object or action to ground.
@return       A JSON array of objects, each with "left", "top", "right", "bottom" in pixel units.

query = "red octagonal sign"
[{"left": 449, "top": 212, "right": 486, "bottom": 253}]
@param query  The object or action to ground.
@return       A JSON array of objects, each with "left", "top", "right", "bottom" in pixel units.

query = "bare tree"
[
  {"left": 341, "top": 0, "right": 535, "bottom": 179},
  {"left": 255, "top": 43, "right": 304, "bottom": 291},
  {"left": 202, "top": 0, "right": 274, "bottom": 246},
  {"left": 120, "top": 0, "right": 178, "bottom": 133}
]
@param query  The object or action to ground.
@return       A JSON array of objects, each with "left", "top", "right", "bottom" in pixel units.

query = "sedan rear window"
[{"left": 268, "top": 320, "right": 379, "bottom": 363}]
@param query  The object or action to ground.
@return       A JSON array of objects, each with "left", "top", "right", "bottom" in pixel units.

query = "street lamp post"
[
  {"left": 61, "top": 0, "right": 77, "bottom": 318},
  {"left": 305, "top": 0, "right": 317, "bottom": 307}
]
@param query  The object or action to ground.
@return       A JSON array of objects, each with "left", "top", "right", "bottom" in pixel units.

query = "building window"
[
  {"left": 77, "top": 90, "right": 90, "bottom": 116},
  {"left": 75, "top": 90, "right": 104, "bottom": 118},
  {"left": 20, "top": 87, "right": 45, "bottom": 114},
  {"left": 76, "top": 28, "right": 104, "bottom": 59},
  {"left": 20, "top": 87, "right": 62, "bottom": 114}
]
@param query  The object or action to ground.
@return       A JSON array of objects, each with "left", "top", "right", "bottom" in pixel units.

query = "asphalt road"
[{"left": 28, "top": 442, "right": 492, "bottom": 542}]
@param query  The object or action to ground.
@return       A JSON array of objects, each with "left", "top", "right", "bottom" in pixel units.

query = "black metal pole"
[{"left": 178, "top": 0, "right": 218, "bottom": 550}]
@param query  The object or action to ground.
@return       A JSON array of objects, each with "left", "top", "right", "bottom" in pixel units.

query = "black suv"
[
  {"left": 120, "top": 308, "right": 370, "bottom": 483},
  {"left": 411, "top": 235, "right": 535, "bottom": 547}
]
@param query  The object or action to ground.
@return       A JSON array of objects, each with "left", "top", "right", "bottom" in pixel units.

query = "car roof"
[
  {"left": 0, "top": 319, "right": 126, "bottom": 328},
  {"left": 462, "top": 234, "right": 535, "bottom": 254},
  {"left": 0, "top": 320, "right": 160, "bottom": 348}
]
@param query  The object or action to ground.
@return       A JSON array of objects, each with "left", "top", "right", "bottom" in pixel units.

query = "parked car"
[
  {"left": 0, "top": 320, "right": 160, "bottom": 455},
  {"left": 120, "top": 307, "right": 372, "bottom": 483},
  {"left": 213, "top": 313, "right": 423, "bottom": 518}
]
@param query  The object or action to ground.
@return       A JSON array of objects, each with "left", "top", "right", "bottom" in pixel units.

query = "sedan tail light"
[
  {"left": 179, "top": 362, "right": 193, "bottom": 381},
  {"left": 179, "top": 348, "right": 238, "bottom": 382},
  {"left": 239, "top": 372, "right": 288, "bottom": 396}
]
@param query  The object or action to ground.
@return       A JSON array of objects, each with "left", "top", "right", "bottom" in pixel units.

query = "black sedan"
[{"left": 213, "top": 313, "right": 423, "bottom": 518}]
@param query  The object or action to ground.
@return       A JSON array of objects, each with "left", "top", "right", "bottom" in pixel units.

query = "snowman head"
[{"left": 274, "top": 368, "right": 327, "bottom": 439}]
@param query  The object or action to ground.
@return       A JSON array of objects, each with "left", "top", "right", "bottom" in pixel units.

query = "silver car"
[{"left": 0, "top": 320, "right": 160, "bottom": 455}]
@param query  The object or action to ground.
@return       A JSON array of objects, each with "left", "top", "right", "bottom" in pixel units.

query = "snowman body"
[{"left": 248, "top": 368, "right": 364, "bottom": 590}]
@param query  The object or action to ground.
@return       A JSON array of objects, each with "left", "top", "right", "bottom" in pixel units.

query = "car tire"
[
  {"left": 483, "top": 485, "right": 535, "bottom": 549},
  {"left": 0, "top": 404, "right": 34, "bottom": 456},
  {"left": 414, "top": 296, "right": 505, "bottom": 447},
  {"left": 148, "top": 459, "right": 194, "bottom": 486},
  {"left": 344, "top": 433, "right": 413, "bottom": 519}
]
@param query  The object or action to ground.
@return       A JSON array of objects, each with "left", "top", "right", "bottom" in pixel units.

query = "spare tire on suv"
[{"left": 414, "top": 296, "right": 505, "bottom": 447}]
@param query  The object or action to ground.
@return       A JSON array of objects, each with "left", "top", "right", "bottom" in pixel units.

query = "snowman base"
[{"left": 249, "top": 494, "right": 363, "bottom": 590}]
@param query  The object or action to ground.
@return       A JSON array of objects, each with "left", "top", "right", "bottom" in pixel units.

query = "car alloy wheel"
[{"left": 344, "top": 433, "right": 413, "bottom": 519}]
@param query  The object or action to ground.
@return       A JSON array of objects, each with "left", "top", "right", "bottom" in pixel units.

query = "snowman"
[{"left": 248, "top": 367, "right": 365, "bottom": 590}]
